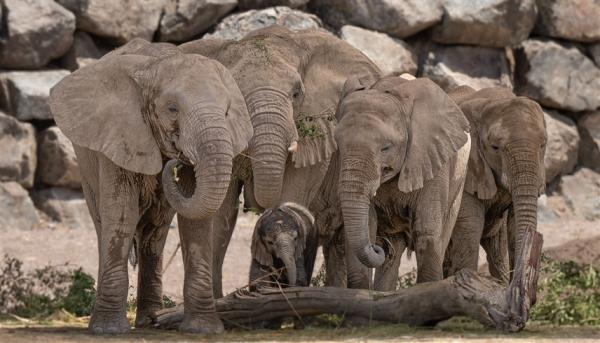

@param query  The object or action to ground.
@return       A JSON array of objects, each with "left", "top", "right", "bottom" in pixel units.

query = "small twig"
[
  {"left": 163, "top": 243, "right": 180, "bottom": 273},
  {"left": 232, "top": 267, "right": 286, "bottom": 294}
]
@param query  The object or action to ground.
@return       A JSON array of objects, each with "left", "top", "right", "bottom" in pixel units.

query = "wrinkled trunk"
[
  {"left": 505, "top": 142, "right": 540, "bottom": 265},
  {"left": 275, "top": 237, "right": 297, "bottom": 286},
  {"left": 247, "top": 88, "right": 295, "bottom": 208},
  {"left": 339, "top": 153, "right": 385, "bottom": 268},
  {"left": 162, "top": 115, "right": 233, "bottom": 220}
]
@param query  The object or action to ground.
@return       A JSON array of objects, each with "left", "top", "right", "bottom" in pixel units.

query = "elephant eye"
[
  {"left": 167, "top": 104, "right": 179, "bottom": 114},
  {"left": 381, "top": 143, "right": 393, "bottom": 152},
  {"left": 491, "top": 144, "right": 500, "bottom": 151}
]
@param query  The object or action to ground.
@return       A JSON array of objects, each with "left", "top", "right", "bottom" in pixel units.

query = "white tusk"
[
  {"left": 190, "top": 160, "right": 195, "bottom": 166},
  {"left": 373, "top": 191, "right": 377, "bottom": 197},
  {"left": 399, "top": 73, "right": 416, "bottom": 81},
  {"left": 288, "top": 141, "right": 298, "bottom": 153}
]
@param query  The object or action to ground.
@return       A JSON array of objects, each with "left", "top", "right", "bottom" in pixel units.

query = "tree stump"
[{"left": 153, "top": 228, "right": 543, "bottom": 333}]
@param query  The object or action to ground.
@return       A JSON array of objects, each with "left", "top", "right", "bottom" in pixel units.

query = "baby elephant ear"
[
  {"left": 379, "top": 78, "right": 470, "bottom": 193},
  {"left": 251, "top": 210, "right": 274, "bottom": 267},
  {"left": 50, "top": 54, "right": 162, "bottom": 175}
]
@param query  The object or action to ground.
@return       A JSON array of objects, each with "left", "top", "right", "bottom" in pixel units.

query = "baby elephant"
[{"left": 250, "top": 203, "right": 318, "bottom": 288}]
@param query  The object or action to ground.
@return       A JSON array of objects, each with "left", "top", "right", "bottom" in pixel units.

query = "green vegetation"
[{"left": 296, "top": 116, "right": 326, "bottom": 139}]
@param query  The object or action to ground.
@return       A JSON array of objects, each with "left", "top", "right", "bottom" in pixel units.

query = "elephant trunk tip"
[{"left": 358, "top": 243, "right": 386, "bottom": 268}]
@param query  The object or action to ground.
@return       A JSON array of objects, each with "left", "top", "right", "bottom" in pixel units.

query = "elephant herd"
[{"left": 49, "top": 25, "right": 547, "bottom": 335}]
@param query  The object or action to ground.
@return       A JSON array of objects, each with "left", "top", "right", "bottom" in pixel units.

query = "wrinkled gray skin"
[
  {"left": 442, "top": 85, "right": 546, "bottom": 285},
  {"left": 180, "top": 25, "right": 381, "bottom": 298},
  {"left": 49, "top": 40, "right": 253, "bottom": 334},
  {"left": 312, "top": 76, "right": 472, "bottom": 289},
  {"left": 249, "top": 202, "right": 318, "bottom": 288}
]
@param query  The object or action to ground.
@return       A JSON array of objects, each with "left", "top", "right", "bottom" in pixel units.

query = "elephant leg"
[
  {"left": 177, "top": 214, "right": 224, "bottom": 334},
  {"left": 323, "top": 230, "right": 347, "bottom": 287},
  {"left": 134, "top": 198, "right": 175, "bottom": 328},
  {"left": 443, "top": 194, "right": 485, "bottom": 277},
  {"left": 89, "top": 162, "right": 140, "bottom": 334},
  {"left": 212, "top": 178, "right": 243, "bottom": 299},
  {"left": 374, "top": 233, "right": 406, "bottom": 291},
  {"left": 481, "top": 213, "right": 510, "bottom": 285}
]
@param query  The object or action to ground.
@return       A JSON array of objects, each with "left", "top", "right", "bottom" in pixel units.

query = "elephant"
[
  {"left": 249, "top": 202, "right": 318, "bottom": 288},
  {"left": 49, "top": 39, "right": 253, "bottom": 334},
  {"left": 311, "top": 75, "right": 472, "bottom": 290},
  {"left": 442, "top": 85, "right": 547, "bottom": 285},
  {"left": 179, "top": 25, "right": 382, "bottom": 297}
]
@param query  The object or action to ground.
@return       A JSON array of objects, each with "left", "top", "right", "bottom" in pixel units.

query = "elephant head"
[
  {"left": 334, "top": 76, "right": 469, "bottom": 268},
  {"left": 455, "top": 86, "right": 547, "bottom": 262},
  {"left": 251, "top": 202, "right": 314, "bottom": 286},
  {"left": 180, "top": 26, "right": 380, "bottom": 208},
  {"left": 50, "top": 39, "right": 253, "bottom": 220}
]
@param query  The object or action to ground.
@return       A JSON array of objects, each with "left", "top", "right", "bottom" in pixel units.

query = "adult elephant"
[
  {"left": 180, "top": 25, "right": 382, "bottom": 297},
  {"left": 313, "top": 76, "right": 471, "bottom": 289},
  {"left": 49, "top": 40, "right": 253, "bottom": 334},
  {"left": 442, "top": 85, "right": 546, "bottom": 285}
]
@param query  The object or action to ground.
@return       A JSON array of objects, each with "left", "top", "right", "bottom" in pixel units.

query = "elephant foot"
[
  {"left": 178, "top": 313, "right": 224, "bottom": 334},
  {"left": 135, "top": 306, "right": 161, "bottom": 328},
  {"left": 89, "top": 312, "right": 131, "bottom": 334}
]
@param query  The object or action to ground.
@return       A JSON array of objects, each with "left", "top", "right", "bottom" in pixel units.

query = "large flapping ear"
[
  {"left": 281, "top": 202, "right": 314, "bottom": 259},
  {"left": 373, "top": 78, "right": 470, "bottom": 193},
  {"left": 50, "top": 54, "right": 162, "bottom": 175},
  {"left": 251, "top": 209, "right": 274, "bottom": 267},
  {"left": 212, "top": 60, "right": 253, "bottom": 156}
]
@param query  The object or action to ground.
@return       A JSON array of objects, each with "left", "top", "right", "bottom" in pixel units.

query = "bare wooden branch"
[{"left": 152, "top": 229, "right": 543, "bottom": 333}]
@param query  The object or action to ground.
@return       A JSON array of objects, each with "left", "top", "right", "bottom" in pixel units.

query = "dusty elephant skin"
[
  {"left": 49, "top": 39, "right": 253, "bottom": 334},
  {"left": 249, "top": 202, "right": 318, "bottom": 288},
  {"left": 180, "top": 25, "right": 381, "bottom": 298},
  {"left": 312, "top": 76, "right": 471, "bottom": 290},
  {"left": 443, "top": 85, "right": 547, "bottom": 285}
]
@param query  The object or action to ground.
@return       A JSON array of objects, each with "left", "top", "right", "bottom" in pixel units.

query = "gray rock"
[
  {"left": 421, "top": 45, "right": 512, "bottom": 91},
  {"left": 543, "top": 109, "right": 579, "bottom": 183},
  {"left": 56, "top": 0, "right": 164, "bottom": 44},
  {"left": 0, "top": 112, "right": 36, "bottom": 189},
  {"left": 205, "top": 6, "right": 323, "bottom": 41},
  {"left": 59, "top": 31, "right": 107, "bottom": 71},
  {"left": 32, "top": 188, "right": 93, "bottom": 230},
  {"left": 515, "top": 39, "right": 600, "bottom": 112},
  {"left": 537, "top": 194, "right": 558, "bottom": 224},
  {"left": 0, "top": 182, "right": 39, "bottom": 230},
  {"left": 534, "top": 0, "right": 600, "bottom": 42},
  {"left": 310, "top": 0, "right": 443, "bottom": 38},
  {"left": 432, "top": 0, "right": 537, "bottom": 48},
  {"left": 159, "top": 0, "right": 237, "bottom": 42},
  {"left": 578, "top": 111, "right": 600, "bottom": 173},
  {"left": 0, "top": 0, "right": 75, "bottom": 69},
  {"left": 559, "top": 168, "right": 600, "bottom": 221},
  {"left": 340, "top": 25, "right": 417, "bottom": 75},
  {"left": 36, "top": 127, "right": 81, "bottom": 189},
  {"left": 239, "top": 0, "right": 309, "bottom": 10},
  {"left": 590, "top": 43, "right": 600, "bottom": 67},
  {"left": 0, "top": 70, "right": 70, "bottom": 121}
]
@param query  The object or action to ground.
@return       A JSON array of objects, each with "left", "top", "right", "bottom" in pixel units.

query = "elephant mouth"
[{"left": 168, "top": 160, "right": 196, "bottom": 198}]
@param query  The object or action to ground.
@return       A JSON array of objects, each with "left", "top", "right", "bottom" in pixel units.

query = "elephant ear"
[
  {"left": 374, "top": 78, "right": 470, "bottom": 193},
  {"left": 179, "top": 38, "right": 232, "bottom": 59},
  {"left": 447, "top": 85, "right": 477, "bottom": 105},
  {"left": 459, "top": 98, "right": 498, "bottom": 200},
  {"left": 50, "top": 54, "right": 162, "bottom": 175},
  {"left": 251, "top": 209, "right": 274, "bottom": 267},
  {"left": 213, "top": 60, "right": 253, "bottom": 156}
]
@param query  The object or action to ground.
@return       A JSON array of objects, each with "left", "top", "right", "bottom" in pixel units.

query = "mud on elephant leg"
[{"left": 177, "top": 215, "right": 224, "bottom": 334}]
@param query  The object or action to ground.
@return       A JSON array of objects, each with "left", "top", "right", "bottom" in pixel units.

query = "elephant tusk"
[
  {"left": 399, "top": 73, "right": 416, "bottom": 81},
  {"left": 288, "top": 141, "right": 298, "bottom": 153},
  {"left": 172, "top": 163, "right": 182, "bottom": 182}
]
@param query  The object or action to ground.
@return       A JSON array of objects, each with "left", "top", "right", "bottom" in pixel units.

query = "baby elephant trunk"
[{"left": 275, "top": 237, "right": 297, "bottom": 286}]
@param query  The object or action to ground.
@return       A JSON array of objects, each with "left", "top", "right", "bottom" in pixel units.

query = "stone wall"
[{"left": 1, "top": 0, "right": 599, "bottom": 230}]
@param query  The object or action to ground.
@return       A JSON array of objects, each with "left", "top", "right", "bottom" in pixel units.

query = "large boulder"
[
  {"left": 340, "top": 25, "right": 417, "bottom": 75},
  {"left": 515, "top": 39, "right": 600, "bottom": 112},
  {"left": 310, "top": 0, "right": 443, "bottom": 38},
  {"left": 590, "top": 43, "right": 600, "bottom": 67},
  {"left": 0, "top": 70, "right": 70, "bottom": 121},
  {"left": 59, "top": 31, "right": 108, "bottom": 71},
  {"left": 159, "top": 0, "right": 237, "bottom": 42},
  {"left": 0, "top": 182, "right": 39, "bottom": 230},
  {"left": 543, "top": 109, "right": 580, "bottom": 183},
  {"left": 32, "top": 188, "right": 93, "bottom": 230},
  {"left": 558, "top": 168, "right": 600, "bottom": 221},
  {"left": 432, "top": 0, "right": 537, "bottom": 48},
  {"left": 239, "top": 0, "right": 309, "bottom": 10},
  {"left": 0, "top": 112, "right": 36, "bottom": 189},
  {"left": 36, "top": 127, "right": 81, "bottom": 189},
  {"left": 205, "top": 6, "right": 322, "bottom": 40},
  {"left": 578, "top": 111, "right": 600, "bottom": 173},
  {"left": 421, "top": 45, "right": 512, "bottom": 91},
  {"left": 0, "top": 0, "right": 75, "bottom": 69},
  {"left": 56, "top": 0, "right": 164, "bottom": 44},
  {"left": 534, "top": 0, "right": 600, "bottom": 42}
]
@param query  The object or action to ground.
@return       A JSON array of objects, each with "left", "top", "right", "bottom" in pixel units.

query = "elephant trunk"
[
  {"left": 339, "top": 153, "right": 385, "bottom": 268},
  {"left": 247, "top": 88, "right": 296, "bottom": 208},
  {"left": 506, "top": 141, "right": 541, "bottom": 264},
  {"left": 275, "top": 237, "right": 297, "bottom": 286},
  {"left": 162, "top": 113, "right": 233, "bottom": 220}
]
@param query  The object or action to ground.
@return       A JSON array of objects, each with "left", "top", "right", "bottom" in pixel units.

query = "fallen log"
[{"left": 152, "top": 228, "right": 542, "bottom": 332}]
